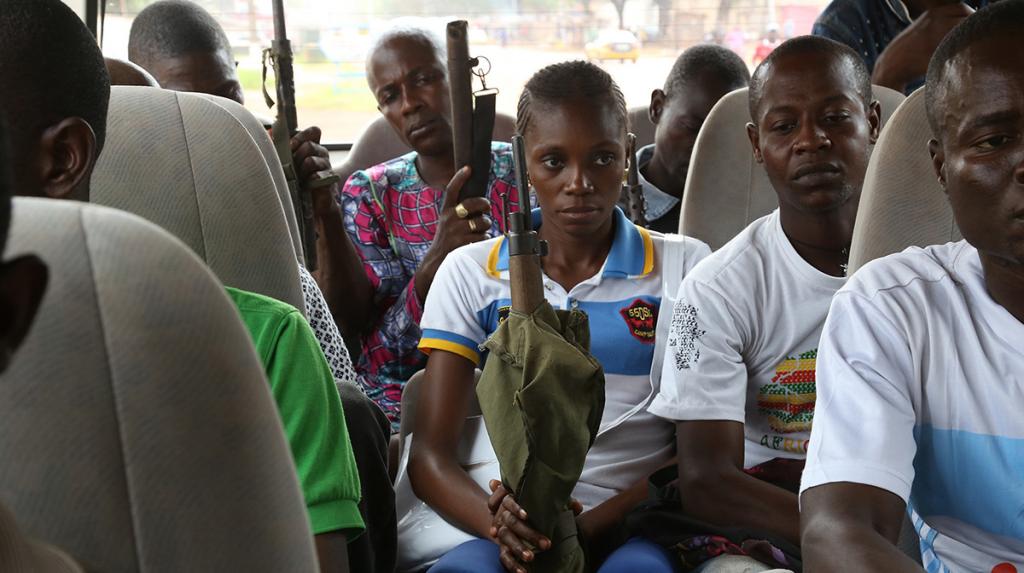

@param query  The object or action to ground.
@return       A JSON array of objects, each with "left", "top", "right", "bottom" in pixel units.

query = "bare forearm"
[
  {"left": 409, "top": 454, "right": 493, "bottom": 539},
  {"left": 314, "top": 206, "right": 374, "bottom": 338},
  {"left": 680, "top": 463, "right": 800, "bottom": 545},
  {"left": 803, "top": 519, "right": 922, "bottom": 573},
  {"left": 314, "top": 531, "right": 350, "bottom": 573}
]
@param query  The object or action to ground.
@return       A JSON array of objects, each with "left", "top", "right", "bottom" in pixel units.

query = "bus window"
[{"left": 99, "top": 0, "right": 831, "bottom": 146}]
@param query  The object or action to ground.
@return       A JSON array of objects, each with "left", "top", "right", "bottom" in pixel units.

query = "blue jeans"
[{"left": 429, "top": 537, "right": 678, "bottom": 573}]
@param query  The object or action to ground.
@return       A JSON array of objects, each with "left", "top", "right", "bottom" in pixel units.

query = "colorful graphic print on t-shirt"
[{"left": 758, "top": 349, "right": 817, "bottom": 434}]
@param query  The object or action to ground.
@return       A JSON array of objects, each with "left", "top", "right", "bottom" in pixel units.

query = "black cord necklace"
[{"left": 787, "top": 235, "right": 852, "bottom": 277}]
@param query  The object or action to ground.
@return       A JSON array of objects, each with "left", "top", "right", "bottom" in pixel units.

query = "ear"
[
  {"left": 649, "top": 89, "right": 666, "bottom": 126},
  {"left": 867, "top": 100, "right": 882, "bottom": 144},
  {"left": 0, "top": 255, "right": 48, "bottom": 374},
  {"left": 746, "top": 122, "right": 763, "bottom": 163},
  {"left": 929, "top": 138, "right": 947, "bottom": 192},
  {"left": 37, "top": 118, "right": 98, "bottom": 201}
]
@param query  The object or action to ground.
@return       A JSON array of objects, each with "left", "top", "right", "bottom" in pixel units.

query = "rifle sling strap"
[{"left": 463, "top": 91, "right": 496, "bottom": 202}]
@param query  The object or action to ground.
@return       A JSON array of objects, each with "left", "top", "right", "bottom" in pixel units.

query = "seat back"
[
  {"left": 848, "top": 89, "right": 960, "bottom": 273},
  {"left": 679, "top": 85, "right": 907, "bottom": 250},
  {"left": 0, "top": 198, "right": 316, "bottom": 572},
  {"left": 92, "top": 87, "right": 303, "bottom": 310},
  {"left": 196, "top": 93, "right": 305, "bottom": 265},
  {"left": 334, "top": 113, "right": 517, "bottom": 186}
]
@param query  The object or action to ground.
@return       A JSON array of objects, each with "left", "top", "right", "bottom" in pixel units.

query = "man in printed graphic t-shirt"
[
  {"left": 800, "top": 3, "right": 1024, "bottom": 572},
  {"left": 646, "top": 35, "right": 880, "bottom": 568}
]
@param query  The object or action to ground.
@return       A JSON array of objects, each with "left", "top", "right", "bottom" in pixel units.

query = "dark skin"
[
  {"left": 364, "top": 35, "right": 492, "bottom": 325},
  {"left": 105, "top": 57, "right": 159, "bottom": 88},
  {"left": 802, "top": 35, "right": 1024, "bottom": 572},
  {"left": 669, "top": 50, "right": 880, "bottom": 549},
  {"left": 0, "top": 249, "right": 48, "bottom": 375},
  {"left": 644, "top": 71, "right": 745, "bottom": 199},
  {"left": 747, "top": 51, "right": 880, "bottom": 278},
  {"left": 410, "top": 96, "right": 647, "bottom": 573},
  {"left": 871, "top": 0, "right": 973, "bottom": 93},
  {"left": 137, "top": 47, "right": 353, "bottom": 573},
  {"left": 7, "top": 117, "right": 99, "bottom": 202},
  {"left": 144, "top": 50, "right": 245, "bottom": 104}
]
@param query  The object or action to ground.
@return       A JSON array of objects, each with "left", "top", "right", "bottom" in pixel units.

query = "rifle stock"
[{"left": 508, "top": 135, "right": 546, "bottom": 314}]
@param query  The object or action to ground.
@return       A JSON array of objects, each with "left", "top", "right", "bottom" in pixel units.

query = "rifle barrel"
[
  {"left": 272, "top": 0, "right": 287, "bottom": 42},
  {"left": 447, "top": 21, "right": 473, "bottom": 173}
]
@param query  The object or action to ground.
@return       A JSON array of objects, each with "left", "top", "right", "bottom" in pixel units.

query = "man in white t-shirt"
[
  {"left": 647, "top": 35, "right": 880, "bottom": 571},
  {"left": 800, "top": 3, "right": 1024, "bottom": 572}
]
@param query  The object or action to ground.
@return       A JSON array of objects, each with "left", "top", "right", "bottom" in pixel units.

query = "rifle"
[
  {"left": 447, "top": 20, "right": 497, "bottom": 203},
  {"left": 508, "top": 135, "right": 547, "bottom": 314},
  {"left": 264, "top": 0, "right": 338, "bottom": 272},
  {"left": 619, "top": 133, "right": 647, "bottom": 227}
]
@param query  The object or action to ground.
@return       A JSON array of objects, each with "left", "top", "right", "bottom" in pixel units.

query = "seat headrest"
[
  {"left": 0, "top": 198, "right": 316, "bottom": 572},
  {"left": 848, "top": 89, "right": 960, "bottom": 273},
  {"left": 627, "top": 106, "right": 656, "bottom": 149},
  {"left": 195, "top": 93, "right": 305, "bottom": 265},
  {"left": 334, "top": 112, "right": 518, "bottom": 187},
  {"left": 679, "top": 85, "right": 907, "bottom": 250},
  {"left": 92, "top": 86, "right": 303, "bottom": 310}
]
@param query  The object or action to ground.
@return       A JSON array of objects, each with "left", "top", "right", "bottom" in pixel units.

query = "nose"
[
  {"left": 793, "top": 120, "right": 831, "bottom": 154},
  {"left": 399, "top": 85, "right": 422, "bottom": 116},
  {"left": 565, "top": 164, "right": 596, "bottom": 196},
  {"left": 1015, "top": 151, "right": 1024, "bottom": 186}
]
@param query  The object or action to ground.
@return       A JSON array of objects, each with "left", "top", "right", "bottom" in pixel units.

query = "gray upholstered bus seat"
[
  {"left": 334, "top": 112, "right": 517, "bottom": 188},
  {"left": 628, "top": 105, "right": 656, "bottom": 149},
  {"left": 848, "top": 88, "right": 960, "bottom": 273},
  {"left": 0, "top": 198, "right": 316, "bottom": 572},
  {"left": 196, "top": 93, "right": 305, "bottom": 265},
  {"left": 678, "top": 85, "right": 906, "bottom": 250},
  {"left": 92, "top": 86, "right": 303, "bottom": 311}
]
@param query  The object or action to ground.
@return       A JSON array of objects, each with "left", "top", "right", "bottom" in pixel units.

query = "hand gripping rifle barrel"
[
  {"left": 268, "top": 0, "right": 338, "bottom": 272},
  {"left": 508, "top": 135, "right": 547, "bottom": 315},
  {"left": 620, "top": 133, "right": 647, "bottom": 227}
]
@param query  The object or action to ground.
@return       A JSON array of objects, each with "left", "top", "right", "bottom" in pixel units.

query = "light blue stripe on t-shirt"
[{"left": 912, "top": 424, "right": 1024, "bottom": 542}]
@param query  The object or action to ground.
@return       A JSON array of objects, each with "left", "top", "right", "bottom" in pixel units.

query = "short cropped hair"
[
  {"left": 664, "top": 44, "right": 751, "bottom": 98},
  {"left": 0, "top": 0, "right": 110, "bottom": 153},
  {"left": 925, "top": 0, "right": 1024, "bottom": 137},
  {"left": 748, "top": 35, "right": 871, "bottom": 120},
  {"left": 516, "top": 60, "right": 628, "bottom": 137},
  {"left": 128, "top": 0, "right": 232, "bottom": 70},
  {"left": 367, "top": 27, "right": 446, "bottom": 72}
]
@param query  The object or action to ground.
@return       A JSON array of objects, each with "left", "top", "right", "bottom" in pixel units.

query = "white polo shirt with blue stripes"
[{"left": 419, "top": 207, "right": 710, "bottom": 508}]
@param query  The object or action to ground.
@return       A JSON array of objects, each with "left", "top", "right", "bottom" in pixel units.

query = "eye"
[
  {"left": 771, "top": 121, "right": 795, "bottom": 134},
  {"left": 379, "top": 91, "right": 397, "bottom": 105},
  {"left": 594, "top": 153, "right": 616, "bottom": 167},
  {"left": 823, "top": 111, "right": 851, "bottom": 124},
  {"left": 974, "top": 134, "right": 1014, "bottom": 151},
  {"left": 541, "top": 155, "right": 564, "bottom": 169}
]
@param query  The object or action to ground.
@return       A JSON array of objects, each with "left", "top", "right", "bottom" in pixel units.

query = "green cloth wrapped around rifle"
[{"left": 476, "top": 301, "right": 605, "bottom": 573}]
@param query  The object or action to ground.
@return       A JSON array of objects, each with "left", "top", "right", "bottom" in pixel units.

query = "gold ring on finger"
[
  {"left": 468, "top": 219, "right": 479, "bottom": 233},
  {"left": 455, "top": 202, "right": 470, "bottom": 219}
]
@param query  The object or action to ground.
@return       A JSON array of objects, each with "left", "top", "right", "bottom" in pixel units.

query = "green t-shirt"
[{"left": 226, "top": 287, "right": 364, "bottom": 537}]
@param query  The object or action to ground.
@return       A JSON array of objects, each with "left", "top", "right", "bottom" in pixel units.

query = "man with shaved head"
[
  {"left": 801, "top": 2, "right": 1024, "bottom": 571},
  {"left": 646, "top": 35, "right": 880, "bottom": 573}
]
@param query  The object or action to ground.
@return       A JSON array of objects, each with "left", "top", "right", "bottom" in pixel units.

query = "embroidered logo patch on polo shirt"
[{"left": 620, "top": 299, "right": 658, "bottom": 344}]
